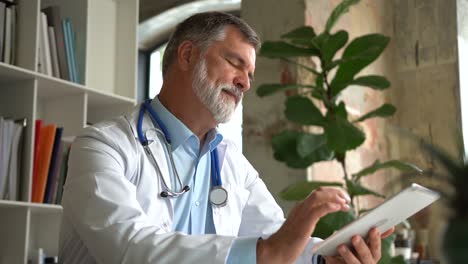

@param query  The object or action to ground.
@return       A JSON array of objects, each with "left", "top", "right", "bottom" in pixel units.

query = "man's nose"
[{"left": 234, "top": 74, "right": 250, "bottom": 92}]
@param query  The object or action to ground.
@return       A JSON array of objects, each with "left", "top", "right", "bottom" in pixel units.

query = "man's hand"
[
  {"left": 257, "top": 187, "right": 351, "bottom": 264},
  {"left": 324, "top": 227, "right": 395, "bottom": 264}
]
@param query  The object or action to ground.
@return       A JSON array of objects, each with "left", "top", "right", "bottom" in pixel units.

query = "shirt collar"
[{"left": 150, "top": 97, "right": 223, "bottom": 152}]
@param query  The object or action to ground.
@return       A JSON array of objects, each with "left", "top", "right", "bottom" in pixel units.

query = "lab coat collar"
[
  {"left": 125, "top": 103, "right": 229, "bottom": 193},
  {"left": 150, "top": 98, "right": 223, "bottom": 155}
]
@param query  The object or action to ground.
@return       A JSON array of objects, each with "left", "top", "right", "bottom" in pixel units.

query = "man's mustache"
[{"left": 220, "top": 85, "right": 243, "bottom": 103}]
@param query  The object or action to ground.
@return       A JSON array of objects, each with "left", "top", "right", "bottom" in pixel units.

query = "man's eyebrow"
[{"left": 225, "top": 51, "right": 255, "bottom": 82}]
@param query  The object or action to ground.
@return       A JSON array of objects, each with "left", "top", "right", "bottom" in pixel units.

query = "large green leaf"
[
  {"left": 349, "top": 75, "right": 390, "bottom": 90},
  {"left": 325, "top": 0, "right": 360, "bottom": 33},
  {"left": 379, "top": 234, "right": 400, "bottom": 264},
  {"left": 316, "top": 75, "right": 325, "bottom": 90},
  {"left": 256, "top": 83, "right": 315, "bottom": 97},
  {"left": 353, "top": 160, "right": 423, "bottom": 181},
  {"left": 312, "top": 75, "right": 325, "bottom": 100},
  {"left": 312, "top": 210, "right": 356, "bottom": 238},
  {"left": 260, "top": 41, "right": 320, "bottom": 58},
  {"left": 335, "top": 101, "right": 348, "bottom": 119},
  {"left": 354, "top": 104, "right": 396, "bottom": 123},
  {"left": 285, "top": 95, "right": 325, "bottom": 126},
  {"left": 281, "top": 26, "right": 316, "bottom": 47},
  {"left": 272, "top": 130, "right": 333, "bottom": 168},
  {"left": 346, "top": 180, "right": 385, "bottom": 198},
  {"left": 322, "top": 30, "right": 349, "bottom": 66},
  {"left": 330, "top": 34, "right": 390, "bottom": 96},
  {"left": 324, "top": 115, "right": 365, "bottom": 152},
  {"left": 279, "top": 181, "right": 343, "bottom": 201},
  {"left": 297, "top": 133, "right": 334, "bottom": 160},
  {"left": 310, "top": 33, "right": 328, "bottom": 50}
]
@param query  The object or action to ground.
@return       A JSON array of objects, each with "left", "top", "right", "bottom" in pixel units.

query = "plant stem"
[{"left": 282, "top": 58, "right": 320, "bottom": 75}]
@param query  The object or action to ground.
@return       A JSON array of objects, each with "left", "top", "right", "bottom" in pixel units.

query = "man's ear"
[{"left": 177, "top": 40, "right": 199, "bottom": 72}]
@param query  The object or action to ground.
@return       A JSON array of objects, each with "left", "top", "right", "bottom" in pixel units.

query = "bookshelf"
[{"left": 0, "top": 0, "right": 138, "bottom": 263}]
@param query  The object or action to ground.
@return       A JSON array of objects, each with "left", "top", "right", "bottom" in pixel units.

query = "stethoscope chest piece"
[{"left": 210, "top": 186, "right": 228, "bottom": 207}]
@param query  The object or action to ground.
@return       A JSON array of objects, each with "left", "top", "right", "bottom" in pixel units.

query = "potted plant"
[
  {"left": 409, "top": 136, "right": 468, "bottom": 264},
  {"left": 256, "top": 0, "right": 421, "bottom": 262}
]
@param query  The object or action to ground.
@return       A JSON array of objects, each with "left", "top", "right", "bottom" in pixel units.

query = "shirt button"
[{"left": 195, "top": 201, "right": 200, "bottom": 207}]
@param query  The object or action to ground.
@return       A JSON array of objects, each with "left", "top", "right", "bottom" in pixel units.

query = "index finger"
[{"left": 381, "top": 227, "right": 395, "bottom": 239}]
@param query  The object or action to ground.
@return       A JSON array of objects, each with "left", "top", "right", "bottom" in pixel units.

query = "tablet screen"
[{"left": 311, "top": 183, "right": 439, "bottom": 256}]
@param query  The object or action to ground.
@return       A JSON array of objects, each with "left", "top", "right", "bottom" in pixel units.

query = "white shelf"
[
  {"left": 0, "top": 0, "right": 138, "bottom": 262},
  {"left": 0, "top": 62, "right": 36, "bottom": 82},
  {"left": 0, "top": 200, "right": 62, "bottom": 212}
]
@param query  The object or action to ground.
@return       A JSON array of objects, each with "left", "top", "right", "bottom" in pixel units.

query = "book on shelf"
[
  {"left": 47, "top": 26, "right": 60, "bottom": 78},
  {"left": 54, "top": 140, "right": 71, "bottom": 204},
  {"left": 8, "top": 3, "right": 16, "bottom": 65},
  {"left": 3, "top": 5, "right": 12, "bottom": 64},
  {"left": 0, "top": 1, "right": 16, "bottom": 64},
  {"left": 0, "top": 116, "right": 25, "bottom": 200},
  {"left": 39, "top": 12, "right": 53, "bottom": 76},
  {"left": 0, "top": 2, "right": 6, "bottom": 62},
  {"left": 0, "top": 117, "right": 12, "bottom": 198},
  {"left": 31, "top": 120, "right": 71, "bottom": 204},
  {"left": 37, "top": 6, "right": 79, "bottom": 83},
  {"left": 43, "top": 6, "right": 68, "bottom": 80},
  {"left": 43, "top": 127, "right": 62, "bottom": 203},
  {"left": 32, "top": 122, "right": 56, "bottom": 203},
  {"left": 63, "top": 18, "right": 78, "bottom": 83},
  {"left": 6, "top": 118, "right": 24, "bottom": 200}
]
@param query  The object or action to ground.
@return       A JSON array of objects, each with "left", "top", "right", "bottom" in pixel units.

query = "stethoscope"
[{"left": 137, "top": 100, "right": 228, "bottom": 207}]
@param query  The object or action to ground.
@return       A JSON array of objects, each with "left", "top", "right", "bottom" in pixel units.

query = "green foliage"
[
  {"left": 325, "top": 0, "right": 360, "bottom": 33},
  {"left": 285, "top": 95, "right": 325, "bottom": 126},
  {"left": 324, "top": 114, "right": 365, "bottom": 152},
  {"left": 322, "top": 31, "right": 349, "bottom": 66},
  {"left": 346, "top": 179, "right": 385, "bottom": 198},
  {"left": 415, "top": 136, "right": 468, "bottom": 221},
  {"left": 354, "top": 104, "right": 396, "bottom": 123},
  {"left": 259, "top": 41, "right": 319, "bottom": 58},
  {"left": 281, "top": 26, "right": 316, "bottom": 46},
  {"left": 272, "top": 130, "right": 334, "bottom": 169},
  {"left": 353, "top": 160, "right": 423, "bottom": 181},
  {"left": 330, "top": 34, "right": 390, "bottom": 97},
  {"left": 312, "top": 210, "right": 355, "bottom": 238},
  {"left": 349, "top": 75, "right": 390, "bottom": 90},
  {"left": 256, "top": 0, "right": 422, "bottom": 260}
]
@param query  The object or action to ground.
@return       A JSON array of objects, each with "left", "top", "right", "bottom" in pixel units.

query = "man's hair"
[{"left": 162, "top": 11, "right": 260, "bottom": 77}]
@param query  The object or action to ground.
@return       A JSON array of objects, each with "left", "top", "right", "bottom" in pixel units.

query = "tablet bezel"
[{"left": 310, "top": 183, "right": 440, "bottom": 256}]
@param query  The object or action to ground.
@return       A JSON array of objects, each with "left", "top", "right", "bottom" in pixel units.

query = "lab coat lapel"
[{"left": 217, "top": 142, "right": 227, "bottom": 171}]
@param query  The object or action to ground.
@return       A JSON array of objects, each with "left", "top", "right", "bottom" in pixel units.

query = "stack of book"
[
  {"left": 31, "top": 120, "right": 71, "bottom": 204},
  {"left": 38, "top": 6, "right": 79, "bottom": 83},
  {"left": 0, "top": 116, "right": 25, "bottom": 201},
  {"left": 0, "top": 0, "right": 17, "bottom": 65}
]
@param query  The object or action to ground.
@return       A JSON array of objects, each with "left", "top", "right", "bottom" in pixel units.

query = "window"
[{"left": 148, "top": 44, "right": 166, "bottom": 98}]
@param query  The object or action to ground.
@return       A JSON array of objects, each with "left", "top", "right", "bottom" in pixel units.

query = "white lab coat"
[{"left": 59, "top": 105, "right": 322, "bottom": 263}]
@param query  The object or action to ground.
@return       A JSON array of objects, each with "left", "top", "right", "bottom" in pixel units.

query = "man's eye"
[{"left": 227, "top": 59, "right": 236, "bottom": 66}]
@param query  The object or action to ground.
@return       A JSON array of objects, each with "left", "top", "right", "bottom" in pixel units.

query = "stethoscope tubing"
[{"left": 137, "top": 100, "right": 223, "bottom": 199}]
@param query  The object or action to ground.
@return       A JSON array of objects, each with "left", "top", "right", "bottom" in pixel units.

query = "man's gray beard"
[{"left": 192, "top": 59, "right": 242, "bottom": 124}]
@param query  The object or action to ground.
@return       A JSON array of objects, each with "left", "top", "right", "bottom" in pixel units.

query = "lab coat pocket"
[{"left": 212, "top": 184, "right": 250, "bottom": 236}]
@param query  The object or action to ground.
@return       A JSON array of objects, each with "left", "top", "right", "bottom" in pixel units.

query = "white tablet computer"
[{"left": 311, "top": 183, "right": 440, "bottom": 256}]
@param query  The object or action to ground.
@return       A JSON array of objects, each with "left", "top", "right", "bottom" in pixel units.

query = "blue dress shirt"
[{"left": 150, "top": 98, "right": 257, "bottom": 263}]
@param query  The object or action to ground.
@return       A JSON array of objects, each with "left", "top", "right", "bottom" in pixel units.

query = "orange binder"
[{"left": 31, "top": 124, "right": 57, "bottom": 203}]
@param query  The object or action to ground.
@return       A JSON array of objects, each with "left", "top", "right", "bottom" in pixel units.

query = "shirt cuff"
[{"left": 226, "top": 237, "right": 258, "bottom": 264}]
